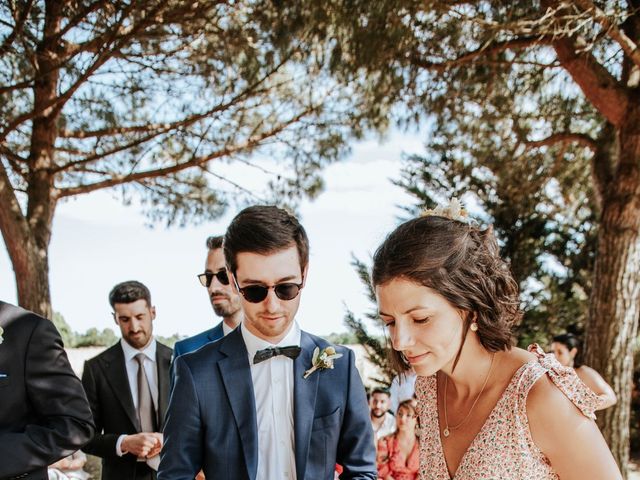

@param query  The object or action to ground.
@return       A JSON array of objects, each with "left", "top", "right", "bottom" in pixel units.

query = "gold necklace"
[{"left": 442, "top": 353, "right": 496, "bottom": 438}]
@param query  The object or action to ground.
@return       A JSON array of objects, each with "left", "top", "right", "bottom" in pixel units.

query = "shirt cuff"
[{"left": 116, "top": 434, "right": 127, "bottom": 456}]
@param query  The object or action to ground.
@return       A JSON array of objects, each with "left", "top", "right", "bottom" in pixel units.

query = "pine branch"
[
  {"left": 0, "top": 0, "right": 34, "bottom": 57},
  {"left": 573, "top": 0, "right": 640, "bottom": 69},
  {"left": 525, "top": 132, "right": 598, "bottom": 152},
  {"left": 410, "top": 36, "right": 551, "bottom": 73},
  {"left": 350, "top": 255, "right": 376, "bottom": 304},
  {"left": 343, "top": 310, "right": 392, "bottom": 386},
  {"left": 56, "top": 107, "right": 316, "bottom": 198}
]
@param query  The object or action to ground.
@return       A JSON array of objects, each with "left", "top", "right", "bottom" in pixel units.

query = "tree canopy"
[{"left": 0, "top": 0, "right": 380, "bottom": 318}]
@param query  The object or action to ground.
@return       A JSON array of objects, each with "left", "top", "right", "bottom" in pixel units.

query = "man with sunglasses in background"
[
  {"left": 159, "top": 205, "right": 376, "bottom": 480},
  {"left": 172, "top": 235, "right": 243, "bottom": 360}
]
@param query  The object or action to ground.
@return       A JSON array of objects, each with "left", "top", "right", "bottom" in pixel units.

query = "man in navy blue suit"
[
  {"left": 159, "top": 206, "right": 376, "bottom": 480},
  {"left": 172, "top": 235, "right": 243, "bottom": 359}
]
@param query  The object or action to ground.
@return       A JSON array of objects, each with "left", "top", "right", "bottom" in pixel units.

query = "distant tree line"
[{"left": 52, "top": 312, "right": 183, "bottom": 348}]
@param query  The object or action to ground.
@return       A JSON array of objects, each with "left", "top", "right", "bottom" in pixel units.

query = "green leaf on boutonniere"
[{"left": 304, "top": 345, "right": 343, "bottom": 379}]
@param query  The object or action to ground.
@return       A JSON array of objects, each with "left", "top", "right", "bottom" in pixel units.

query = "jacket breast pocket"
[{"left": 312, "top": 407, "right": 341, "bottom": 432}]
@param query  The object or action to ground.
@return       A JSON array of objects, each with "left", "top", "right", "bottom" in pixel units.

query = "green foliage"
[
  {"left": 51, "top": 311, "right": 183, "bottom": 348},
  {"left": 0, "top": 0, "right": 386, "bottom": 228},
  {"left": 73, "top": 327, "right": 118, "bottom": 348},
  {"left": 269, "top": 0, "right": 607, "bottom": 348},
  {"left": 322, "top": 331, "right": 360, "bottom": 345},
  {"left": 343, "top": 255, "right": 395, "bottom": 387},
  {"left": 52, "top": 311, "right": 76, "bottom": 348},
  {"left": 155, "top": 333, "right": 185, "bottom": 349}
]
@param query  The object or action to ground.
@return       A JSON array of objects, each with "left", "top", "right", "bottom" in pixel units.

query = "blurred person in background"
[
  {"left": 369, "top": 388, "right": 396, "bottom": 442},
  {"left": 376, "top": 399, "right": 420, "bottom": 480},
  {"left": 551, "top": 333, "right": 617, "bottom": 410}
]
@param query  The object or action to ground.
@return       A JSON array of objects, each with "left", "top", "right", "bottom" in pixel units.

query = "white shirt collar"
[
  {"left": 241, "top": 321, "right": 301, "bottom": 362},
  {"left": 120, "top": 337, "right": 157, "bottom": 363},
  {"left": 222, "top": 321, "right": 236, "bottom": 337}
]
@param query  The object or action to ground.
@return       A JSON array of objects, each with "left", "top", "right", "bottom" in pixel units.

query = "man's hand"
[
  {"left": 121, "top": 433, "right": 163, "bottom": 458},
  {"left": 195, "top": 470, "right": 206, "bottom": 480},
  {"left": 146, "top": 433, "right": 164, "bottom": 458}
]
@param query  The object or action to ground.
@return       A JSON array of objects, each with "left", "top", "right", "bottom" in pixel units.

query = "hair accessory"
[
  {"left": 420, "top": 198, "right": 473, "bottom": 225},
  {"left": 470, "top": 322, "right": 479, "bottom": 332}
]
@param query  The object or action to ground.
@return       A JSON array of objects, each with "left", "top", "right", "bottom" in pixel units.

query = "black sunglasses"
[
  {"left": 233, "top": 276, "right": 303, "bottom": 303},
  {"left": 197, "top": 269, "right": 230, "bottom": 287}
]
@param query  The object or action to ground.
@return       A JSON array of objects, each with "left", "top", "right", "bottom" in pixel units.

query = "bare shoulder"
[
  {"left": 495, "top": 347, "right": 536, "bottom": 377},
  {"left": 526, "top": 371, "right": 593, "bottom": 453},
  {"left": 525, "top": 363, "right": 622, "bottom": 478}
]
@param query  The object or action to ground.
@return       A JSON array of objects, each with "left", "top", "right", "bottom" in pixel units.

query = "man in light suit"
[
  {"left": 172, "top": 235, "right": 243, "bottom": 359},
  {"left": 159, "top": 205, "right": 376, "bottom": 480},
  {"left": 0, "top": 301, "right": 95, "bottom": 480},
  {"left": 82, "top": 281, "right": 172, "bottom": 480}
]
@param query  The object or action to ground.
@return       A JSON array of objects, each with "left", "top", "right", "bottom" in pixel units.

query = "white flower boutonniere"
[
  {"left": 0, "top": 326, "right": 4, "bottom": 345},
  {"left": 303, "top": 346, "right": 343, "bottom": 379}
]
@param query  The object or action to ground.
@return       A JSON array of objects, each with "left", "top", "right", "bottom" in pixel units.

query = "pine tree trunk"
[
  {"left": 3, "top": 225, "right": 53, "bottom": 319},
  {"left": 585, "top": 105, "right": 640, "bottom": 478},
  {"left": 0, "top": 0, "right": 62, "bottom": 320}
]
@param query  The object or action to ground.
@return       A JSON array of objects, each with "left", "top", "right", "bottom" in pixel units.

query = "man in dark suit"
[
  {"left": 0, "top": 300, "right": 94, "bottom": 480},
  {"left": 159, "top": 206, "right": 376, "bottom": 480},
  {"left": 172, "top": 235, "right": 243, "bottom": 358},
  {"left": 82, "top": 281, "right": 172, "bottom": 480}
]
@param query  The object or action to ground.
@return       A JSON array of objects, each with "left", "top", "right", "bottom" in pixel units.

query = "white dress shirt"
[
  {"left": 241, "top": 322, "right": 300, "bottom": 480},
  {"left": 374, "top": 412, "right": 396, "bottom": 441},
  {"left": 116, "top": 338, "right": 159, "bottom": 464},
  {"left": 222, "top": 321, "right": 235, "bottom": 337},
  {"left": 389, "top": 370, "right": 417, "bottom": 412}
]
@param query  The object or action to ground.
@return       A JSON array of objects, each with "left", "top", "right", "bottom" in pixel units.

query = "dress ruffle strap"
[{"left": 527, "top": 343, "right": 599, "bottom": 420}]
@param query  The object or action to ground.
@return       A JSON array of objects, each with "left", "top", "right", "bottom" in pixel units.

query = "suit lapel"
[
  {"left": 100, "top": 343, "right": 140, "bottom": 431},
  {"left": 293, "top": 332, "right": 320, "bottom": 480},
  {"left": 156, "top": 343, "right": 172, "bottom": 427},
  {"left": 218, "top": 329, "right": 258, "bottom": 480}
]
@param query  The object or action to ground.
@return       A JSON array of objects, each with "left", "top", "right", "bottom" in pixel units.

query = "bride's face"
[{"left": 376, "top": 277, "right": 466, "bottom": 377}]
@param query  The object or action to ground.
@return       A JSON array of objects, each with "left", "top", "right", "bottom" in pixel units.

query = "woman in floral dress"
[
  {"left": 377, "top": 399, "right": 420, "bottom": 480},
  {"left": 371, "top": 206, "right": 621, "bottom": 479}
]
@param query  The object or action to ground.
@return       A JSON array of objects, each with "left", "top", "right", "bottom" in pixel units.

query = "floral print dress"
[
  {"left": 377, "top": 433, "right": 420, "bottom": 480},
  {"left": 414, "top": 345, "right": 600, "bottom": 480}
]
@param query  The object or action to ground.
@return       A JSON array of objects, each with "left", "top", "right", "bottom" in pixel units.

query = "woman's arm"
[
  {"left": 527, "top": 375, "right": 622, "bottom": 480},
  {"left": 376, "top": 436, "right": 392, "bottom": 477},
  {"left": 576, "top": 366, "right": 617, "bottom": 410}
]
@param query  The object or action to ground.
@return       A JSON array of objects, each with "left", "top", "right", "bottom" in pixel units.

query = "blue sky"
[{"left": 0, "top": 130, "right": 425, "bottom": 339}]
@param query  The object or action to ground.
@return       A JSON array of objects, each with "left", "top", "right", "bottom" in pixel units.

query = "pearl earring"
[{"left": 470, "top": 322, "right": 479, "bottom": 332}]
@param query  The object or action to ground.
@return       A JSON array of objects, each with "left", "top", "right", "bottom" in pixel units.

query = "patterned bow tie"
[{"left": 253, "top": 345, "right": 301, "bottom": 364}]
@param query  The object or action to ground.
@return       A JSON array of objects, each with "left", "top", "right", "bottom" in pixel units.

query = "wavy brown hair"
[{"left": 372, "top": 215, "right": 521, "bottom": 375}]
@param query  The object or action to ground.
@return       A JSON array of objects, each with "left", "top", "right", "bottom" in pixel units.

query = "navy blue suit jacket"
[
  {"left": 172, "top": 322, "right": 224, "bottom": 358},
  {"left": 159, "top": 328, "right": 376, "bottom": 480}
]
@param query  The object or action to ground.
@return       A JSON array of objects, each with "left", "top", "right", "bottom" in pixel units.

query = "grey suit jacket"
[{"left": 159, "top": 328, "right": 376, "bottom": 480}]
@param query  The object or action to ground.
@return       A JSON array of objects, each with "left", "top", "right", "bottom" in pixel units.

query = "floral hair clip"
[{"left": 420, "top": 198, "right": 474, "bottom": 225}]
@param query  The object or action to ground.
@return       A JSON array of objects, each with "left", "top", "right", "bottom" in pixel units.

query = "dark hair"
[
  {"left": 109, "top": 281, "right": 152, "bottom": 308},
  {"left": 370, "top": 387, "right": 390, "bottom": 397},
  {"left": 372, "top": 215, "right": 521, "bottom": 375},
  {"left": 552, "top": 333, "right": 583, "bottom": 368},
  {"left": 206, "top": 235, "right": 224, "bottom": 250},
  {"left": 396, "top": 399, "right": 419, "bottom": 435},
  {"left": 224, "top": 205, "right": 309, "bottom": 274}
]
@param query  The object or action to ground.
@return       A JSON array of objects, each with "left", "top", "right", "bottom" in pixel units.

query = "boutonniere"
[
  {"left": 303, "top": 346, "right": 343, "bottom": 379},
  {"left": 0, "top": 326, "right": 4, "bottom": 345}
]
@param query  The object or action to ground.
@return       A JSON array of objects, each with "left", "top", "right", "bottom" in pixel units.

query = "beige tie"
[{"left": 135, "top": 353, "right": 157, "bottom": 433}]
